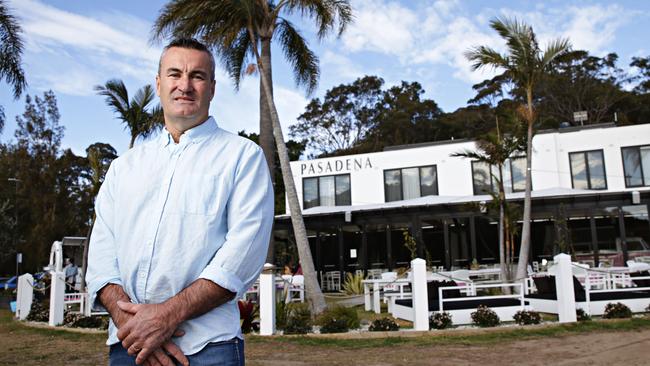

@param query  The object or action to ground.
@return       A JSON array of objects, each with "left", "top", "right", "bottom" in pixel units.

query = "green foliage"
[
  {"left": 275, "top": 300, "right": 288, "bottom": 331},
  {"left": 317, "top": 305, "right": 360, "bottom": 333},
  {"left": 603, "top": 302, "right": 632, "bottom": 319},
  {"left": 576, "top": 308, "right": 591, "bottom": 321},
  {"left": 283, "top": 303, "right": 312, "bottom": 335},
  {"left": 402, "top": 230, "right": 417, "bottom": 260},
  {"left": 342, "top": 272, "right": 364, "bottom": 295},
  {"left": 430, "top": 312, "right": 453, "bottom": 330},
  {"left": 471, "top": 305, "right": 500, "bottom": 327},
  {"left": 513, "top": 310, "right": 541, "bottom": 325},
  {"left": 368, "top": 317, "right": 399, "bottom": 332}
]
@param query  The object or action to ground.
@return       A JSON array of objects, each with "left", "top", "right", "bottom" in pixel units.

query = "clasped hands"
[{"left": 116, "top": 301, "right": 189, "bottom": 366}]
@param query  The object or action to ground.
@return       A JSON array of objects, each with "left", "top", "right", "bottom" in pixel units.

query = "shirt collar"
[{"left": 159, "top": 116, "right": 219, "bottom": 147}]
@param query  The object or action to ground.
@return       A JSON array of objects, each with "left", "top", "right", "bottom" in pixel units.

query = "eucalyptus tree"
[
  {"left": 95, "top": 80, "right": 164, "bottom": 148},
  {"left": 0, "top": 0, "right": 27, "bottom": 131},
  {"left": 465, "top": 18, "right": 570, "bottom": 281},
  {"left": 152, "top": 0, "right": 352, "bottom": 314}
]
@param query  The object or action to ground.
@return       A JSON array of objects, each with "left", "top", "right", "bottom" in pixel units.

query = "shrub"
[
  {"left": 317, "top": 305, "right": 360, "bottom": 334},
  {"left": 342, "top": 272, "right": 364, "bottom": 295},
  {"left": 64, "top": 312, "right": 109, "bottom": 329},
  {"left": 26, "top": 301, "right": 49, "bottom": 322},
  {"left": 275, "top": 300, "right": 288, "bottom": 330},
  {"left": 471, "top": 305, "right": 500, "bottom": 327},
  {"left": 429, "top": 312, "right": 453, "bottom": 330},
  {"left": 513, "top": 310, "right": 541, "bottom": 325},
  {"left": 576, "top": 308, "right": 591, "bottom": 321},
  {"left": 603, "top": 302, "right": 632, "bottom": 319},
  {"left": 283, "top": 303, "right": 312, "bottom": 334},
  {"left": 368, "top": 317, "right": 399, "bottom": 332}
]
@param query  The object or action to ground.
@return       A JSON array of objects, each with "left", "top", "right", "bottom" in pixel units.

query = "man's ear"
[{"left": 156, "top": 75, "right": 161, "bottom": 96}]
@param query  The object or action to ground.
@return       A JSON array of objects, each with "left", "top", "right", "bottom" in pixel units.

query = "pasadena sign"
[{"left": 300, "top": 157, "right": 373, "bottom": 176}]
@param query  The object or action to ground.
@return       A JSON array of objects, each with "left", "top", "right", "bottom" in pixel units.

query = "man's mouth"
[{"left": 174, "top": 96, "right": 195, "bottom": 102}]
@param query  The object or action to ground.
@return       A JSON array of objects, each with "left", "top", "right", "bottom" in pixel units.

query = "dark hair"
[{"left": 158, "top": 38, "right": 215, "bottom": 80}]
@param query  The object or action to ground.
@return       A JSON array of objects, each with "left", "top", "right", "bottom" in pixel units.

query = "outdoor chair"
[{"left": 285, "top": 275, "right": 304, "bottom": 303}]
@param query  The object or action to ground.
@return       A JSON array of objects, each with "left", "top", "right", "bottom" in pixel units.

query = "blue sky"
[{"left": 1, "top": 0, "right": 649, "bottom": 156}]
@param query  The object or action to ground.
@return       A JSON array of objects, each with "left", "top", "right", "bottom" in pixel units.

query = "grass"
[
  {"left": 248, "top": 316, "right": 650, "bottom": 349},
  {"left": 0, "top": 310, "right": 106, "bottom": 342}
]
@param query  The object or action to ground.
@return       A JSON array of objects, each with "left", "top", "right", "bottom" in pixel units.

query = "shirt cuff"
[
  {"left": 88, "top": 278, "right": 123, "bottom": 312},
  {"left": 198, "top": 266, "right": 245, "bottom": 300}
]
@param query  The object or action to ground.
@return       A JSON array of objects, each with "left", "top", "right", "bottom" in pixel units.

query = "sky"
[{"left": 1, "top": 0, "right": 649, "bottom": 156}]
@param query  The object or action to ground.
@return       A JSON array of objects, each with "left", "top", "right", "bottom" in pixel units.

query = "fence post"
[
  {"left": 16, "top": 273, "right": 34, "bottom": 320},
  {"left": 411, "top": 258, "right": 429, "bottom": 331},
  {"left": 259, "top": 263, "right": 276, "bottom": 336},
  {"left": 553, "top": 253, "right": 577, "bottom": 323}
]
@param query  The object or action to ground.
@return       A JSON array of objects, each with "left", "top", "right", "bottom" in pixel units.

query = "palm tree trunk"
[
  {"left": 259, "top": 38, "right": 276, "bottom": 264},
  {"left": 129, "top": 134, "right": 136, "bottom": 149},
  {"left": 497, "top": 165, "right": 507, "bottom": 282},
  {"left": 515, "top": 89, "right": 535, "bottom": 281},
  {"left": 80, "top": 215, "right": 95, "bottom": 292},
  {"left": 248, "top": 28, "right": 327, "bottom": 314}
]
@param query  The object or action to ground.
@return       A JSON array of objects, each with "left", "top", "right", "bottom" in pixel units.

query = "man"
[
  {"left": 63, "top": 258, "right": 78, "bottom": 292},
  {"left": 86, "top": 38, "right": 274, "bottom": 366}
]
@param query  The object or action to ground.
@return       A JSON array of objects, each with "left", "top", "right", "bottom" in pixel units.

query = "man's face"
[{"left": 156, "top": 47, "right": 215, "bottom": 127}]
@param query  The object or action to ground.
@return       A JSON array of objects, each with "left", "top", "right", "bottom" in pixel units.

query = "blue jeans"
[{"left": 109, "top": 338, "right": 245, "bottom": 366}]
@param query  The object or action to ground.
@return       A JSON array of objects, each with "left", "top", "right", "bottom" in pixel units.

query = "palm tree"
[
  {"left": 95, "top": 80, "right": 164, "bottom": 148},
  {"left": 152, "top": 0, "right": 352, "bottom": 314},
  {"left": 0, "top": 0, "right": 27, "bottom": 132},
  {"left": 452, "top": 119, "right": 523, "bottom": 282},
  {"left": 80, "top": 143, "right": 117, "bottom": 292},
  {"left": 465, "top": 18, "right": 570, "bottom": 281}
]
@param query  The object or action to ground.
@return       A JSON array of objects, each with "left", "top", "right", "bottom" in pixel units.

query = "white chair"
[
  {"left": 450, "top": 270, "right": 474, "bottom": 296},
  {"left": 285, "top": 275, "right": 304, "bottom": 303}
]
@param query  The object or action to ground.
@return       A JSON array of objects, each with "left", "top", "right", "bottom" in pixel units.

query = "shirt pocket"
[{"left": 179, "top": 173, "right": 230, "bottom": 216}]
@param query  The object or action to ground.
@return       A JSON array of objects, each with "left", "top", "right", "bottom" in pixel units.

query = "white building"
[{"left": 275, "top": 123, "right": 650, "bottom": 274}]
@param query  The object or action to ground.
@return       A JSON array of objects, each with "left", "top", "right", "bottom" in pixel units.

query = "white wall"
[{"left": 288, "top": 124, "right": 650, "bottom": 213}]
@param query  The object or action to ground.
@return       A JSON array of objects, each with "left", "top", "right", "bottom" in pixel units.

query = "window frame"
[
  {"left": 471, "top": 157, "right": 528, "bottom": 195},
  {"left": 302, "top": 173, "right": 352, "bottom": 209},
  {"left": 568, "top": 149, "right": 608, "bottom": 190},
  {"left": 621, "top": 144, "right": 650, "bottom": 188},
  {"left": 383, "top": 165, "right": 439, "bottom": 202}
]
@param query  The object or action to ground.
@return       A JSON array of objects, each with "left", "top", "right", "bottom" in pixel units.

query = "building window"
[
  {"left": 303, "top": 174, "right": 351, "bottom": 209},
  {"left": 569, "top": 150, "right": 607, "bottom": 190},
  {"left": 471, "top": 157, "right": 527, "bottom": 195},
  {"left": 384, "top": 165, "right": 438, "bottom": 202},
  {"left": 621, "top": 145, "right": 650, "bottom": 187}
]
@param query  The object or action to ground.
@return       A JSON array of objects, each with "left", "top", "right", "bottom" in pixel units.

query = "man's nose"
[{"left": 178, "top": 75, "right": 194, "bottom": 92}]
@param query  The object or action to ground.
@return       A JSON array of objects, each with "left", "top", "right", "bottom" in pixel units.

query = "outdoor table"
[{"left": 362, "top": 278, "right": 410, "bottom": 314}]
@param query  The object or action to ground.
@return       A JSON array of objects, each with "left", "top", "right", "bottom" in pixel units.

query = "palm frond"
[
  {"left": 222, "top": 29, "right": 253, "bottom": 89},
  {"left": 465, "top": 46, "right": 509, "bottom": 72},
  {"left": 95, "top": 79, "right": 130, "bottom": 121},
  {"left": 276, "top": 18, "right": 319, "bottom": 93},
  {"left": 0, "top": 1, "right": 27, "bottom": 99},
  {"left": 284, "top": 0, "right": 353, "bottom": 38}
]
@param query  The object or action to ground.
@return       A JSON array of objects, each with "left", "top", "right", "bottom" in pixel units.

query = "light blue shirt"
[{"left": 86, "top": 117, "right": 274, "bottom": 355}]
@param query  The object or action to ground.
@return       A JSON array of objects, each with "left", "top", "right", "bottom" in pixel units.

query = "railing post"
[
  {"left": 553, "top": 253, "right": 577, "bottom": 323},
  {"left": 411, "top": 258, "right": 429, "bottom": 331},
  {"left": 49, "top": 271, "right": 65, "bottom": 326},
  {"left": 259, "top": 263, "right": 276, "bottom": 336},
  {"left": 16, "top": 273, "right": 34, "bottom": 320}
]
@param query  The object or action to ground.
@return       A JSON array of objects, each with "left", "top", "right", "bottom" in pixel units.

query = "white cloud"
[
  {"left": 9, "top": 0, "right": 160, "bottom": 96},
  {"left": 336, "top": 1, "right": 638, "bottom": 86},
  {"left": 341, "top": 0, "right": 417, "bottom": 55}
]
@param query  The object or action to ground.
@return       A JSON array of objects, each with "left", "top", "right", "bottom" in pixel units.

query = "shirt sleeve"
[
  {"left": 198, "top": 143, "right": 274, "bottom": 299},
  {"left": 85, "top": 162, "right": 124, "bottom": 311}
]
